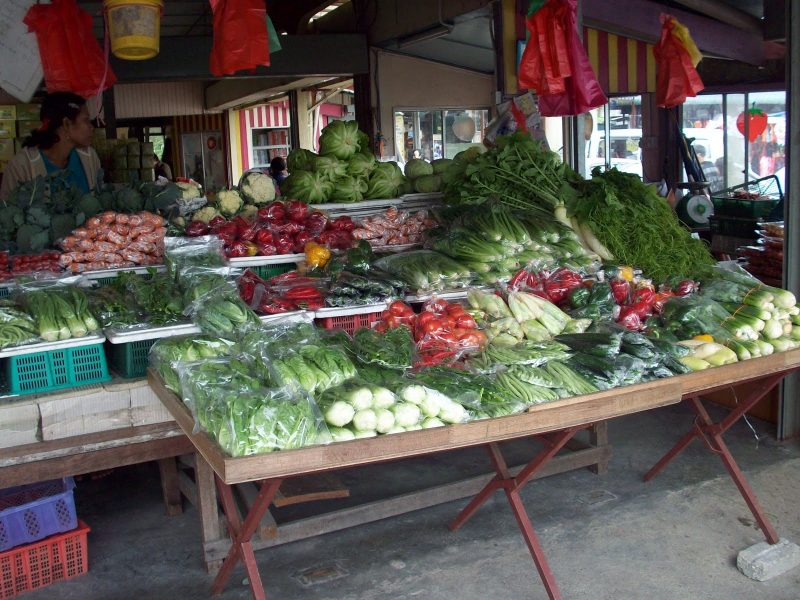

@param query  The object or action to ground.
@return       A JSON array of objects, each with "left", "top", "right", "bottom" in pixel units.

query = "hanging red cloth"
[
  {"left": 209, "top": 0, "right": 271, "bottom": 76},
  {"left": 517, "top": 0, "right": 607, "bottom": 117},
  {"left": 653, "top": 15, "right": 704, "bottom": 108},
  {"left": 24, "top": 0, "right": 116, "bottom": 99}
]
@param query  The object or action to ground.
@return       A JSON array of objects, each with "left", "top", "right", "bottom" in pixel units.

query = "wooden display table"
[
  {"left": 0, "top": 422, "right": 194, "bottom": 515},
  {"left": 149, "top": 348, "right": 800, "bottom": 600}
]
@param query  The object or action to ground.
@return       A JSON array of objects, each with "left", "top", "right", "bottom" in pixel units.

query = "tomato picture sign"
[{"left": 736, "top": 104, "right": 768, "bottom": 142}]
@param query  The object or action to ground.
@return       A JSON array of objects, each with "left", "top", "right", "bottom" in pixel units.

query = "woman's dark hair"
[
  {"left": 270, "top": 156, "right": 286, "bottom": 173},
  {"left": 22, "top": 92, "right": 86, "bottom": 150}
]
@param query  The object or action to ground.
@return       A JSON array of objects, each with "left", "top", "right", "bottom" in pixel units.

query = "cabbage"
[
  {"left": 347, "top": 153, "right": 376, "bottom": 178},
  {"left": 356, "top": 130, "right": 373, "bottom": 157},
  {"left": 330, "top": 176, "right": 368, "bottom": 203},
  {"left": 413, "top": 174, "right": 442, "bottom": 193},
  {"left": 431, "top": 158, "right": 453, "bottom": 174},
  {"left": 404, "top": 159, "right": 434, "bottom": 180},
  {"left": 314, "top": 156, "right": 348, "bottom": 182},
  {"left": 366, "top": 162, "right": 406, "bottom": 199},
  {"left": 319, "top": 120, "right": 359, "bottom": 160},
  {"left": 282, "top": 171, "right": 333, "bottom": 203},
  {"left": 287, "top": 149, "right": 317, "bottom": 172}
]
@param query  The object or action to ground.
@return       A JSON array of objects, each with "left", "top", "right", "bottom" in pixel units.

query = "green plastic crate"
[
  {"left": 4, "top": 343, "right": 111, "bottom": 396},
  {"left": 107, "top": 339, "right": 155, "bottom": 379},
  {"left": 0, "top": 286, "right": 10, "bottom": 300},
  {"left": 250, "top": 263, "right": 295, "bottom": 280}
]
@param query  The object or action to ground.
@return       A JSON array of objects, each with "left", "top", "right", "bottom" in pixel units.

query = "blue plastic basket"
[{"left": 0, "top": 478, "right": 78, "bottom": 552}]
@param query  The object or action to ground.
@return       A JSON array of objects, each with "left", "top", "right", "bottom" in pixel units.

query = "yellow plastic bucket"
[{"left": 104, "top": 0, "right": 163, "bottom": 61}]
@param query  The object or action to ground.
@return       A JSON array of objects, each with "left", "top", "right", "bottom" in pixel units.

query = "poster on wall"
[{"left": 0, "top": 0, "right": 43, "bottom": 101}]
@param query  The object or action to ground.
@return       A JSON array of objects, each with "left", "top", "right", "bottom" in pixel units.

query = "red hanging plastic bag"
[
  {"left": 209, "top": 0, "right": 270, "bottom": 76},
  {"left": 517, "top": 0, "right": 607, "bottom": 117},
  {"left": 653, "top": 15, "right": 704, "bottom": 109},
  {"left": 24, "top": 0, "right": 116, "bottom": 99}
]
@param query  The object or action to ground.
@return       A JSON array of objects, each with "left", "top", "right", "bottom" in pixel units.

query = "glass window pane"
[
  {"left": 748, "top": 91, "right": 786, "bottom": 190},
  {"left": 724, "top": 94, "right": 747, "bottom": 188},
  {"left": 682, "top": 94, "right": 724, "bottom": 191},
  {"left": 443, "top": 110, "right": 486, "bottom": 159},
  {"left": 584, "top": 106, "right": 606, "bottom": 177},
  {"left": 606, "top": 96, "right": 642, "bottom": 178}
]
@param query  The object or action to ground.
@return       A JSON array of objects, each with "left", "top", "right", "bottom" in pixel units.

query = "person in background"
[
  {"left": 695, "top": 144, "right": 723, "bottom": 192},
  {"left": 0, "top": 92, "right": 100, "bottom": 200},
  {"left": 154, "top": 154, "right": 173, "bottom": 180},
  {"left": 269, "top": 156, "right": 288, "bottom": 185}
]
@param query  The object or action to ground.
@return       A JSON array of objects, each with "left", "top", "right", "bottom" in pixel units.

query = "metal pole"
[{"left": 781, "top": 0, "right": 800, "bottom": 439}]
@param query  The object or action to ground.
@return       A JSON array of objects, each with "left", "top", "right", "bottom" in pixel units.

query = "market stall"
[{"left": 149, "top": 348, "right": 800, "bottom": 600}]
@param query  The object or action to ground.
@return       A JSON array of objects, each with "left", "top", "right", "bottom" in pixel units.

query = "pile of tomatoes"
[
  {"left": 0, "top": 251, "right": 63, "bottom": 282},
  {"left": 377, "top": 298, "right": 488, "bottom": 367}
]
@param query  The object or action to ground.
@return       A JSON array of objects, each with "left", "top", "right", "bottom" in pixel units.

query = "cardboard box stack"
[{"left": 0, "top": 104, "right": 40, "bottom": 174}]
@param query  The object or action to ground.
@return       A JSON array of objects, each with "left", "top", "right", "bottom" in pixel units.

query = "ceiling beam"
[
  {"left": 110, "top": 34, "right": 368, "bottom": 83},
  {"left": 582, "top": 0, "right": 766, "bottom": 65},
  {"left": 205, "top": 77, "right": 327, "bottom": 111},
  {"left": 669, "top": 0, "right": 762, "bottom": 34}
]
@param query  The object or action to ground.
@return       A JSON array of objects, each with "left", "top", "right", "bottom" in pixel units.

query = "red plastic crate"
[
  {"left": 315, "top": 311, "right": 385, "bottom": 336},
  {"left": 0, "top": 521, "right": 90, "bottom": 599}
]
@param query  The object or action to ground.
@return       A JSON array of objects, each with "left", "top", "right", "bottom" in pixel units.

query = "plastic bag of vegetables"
[
  {"left": 16, "top": 276, "right": 100, "bottom": 342},
  {"left": 373, "top": 250, "right": 472, "bottom": 293},
  {"left": 184, "top": 280, "right": 261, "bottom": 337},
  {"left": 0, "top": 300, "right": 39, "bottom": 349},
  {"left": 316, "top": 378, "right": 417, "bottom": 440},
  {"left": 178, "top": 358, "right": 330, "bottom": 456},
  {"left": 164, "top": 235, "right": 227, "bottom": 277},
  {"left": 149, "top": 334, "right": 238, "bottom": 394}
]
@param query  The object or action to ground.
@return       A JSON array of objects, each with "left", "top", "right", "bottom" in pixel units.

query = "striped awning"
[
  {"left": 244, "top": 101, "right": 290, "bottom": 129},
  {"left": 582, "top": 27, "right": 656, "bottom": 95}
]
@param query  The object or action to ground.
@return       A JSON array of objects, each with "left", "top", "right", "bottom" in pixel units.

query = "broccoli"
[
  {"left": 16, "top": 224, "right": 49, "bottom": 253},
  {"left": 239, "top": 172, "right": 277, "bottom": 205},
  {"left": 114, "top": 187, "right": 144, "bottom": 212},
  {"left": 214, "top": 189, "right": 243, "bottom": 217},
  {"left": 76, "top": 193, "right": 102, "bottom": 219}
]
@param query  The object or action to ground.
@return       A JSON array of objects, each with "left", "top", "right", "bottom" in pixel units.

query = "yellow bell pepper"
[
  {"left": 618, "top": 266, "right": 634, "bottom": 282},
  {"left": 693, "top": 334, "right": 714, "bottom": 342},
  {"left": 305, "top": 242, "right": 331, "bottom": 269}
]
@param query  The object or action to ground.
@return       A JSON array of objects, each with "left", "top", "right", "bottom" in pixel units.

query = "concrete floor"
[{"left": 20, "top": 401, "right": 800, "bottom": 600}]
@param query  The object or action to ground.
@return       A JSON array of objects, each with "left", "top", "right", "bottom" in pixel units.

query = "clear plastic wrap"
[
  {"left": 373, "top": 250, "right": 472, "bottom": 293},
  {"left": 185, "top": 283, "right": 261, "bottom": 337},
  {"left": 86, "top": 284, "right": 143, "bottom": 330},
  {"left": 177, "top": 358, "right": 329, "bottom": 456},
  {"left": 0, "top": 299, "right": 39, "bottom": 350},
  {"left": 148, "top": 334, "right": 238, "bottom": 394},
  {"left": 164, "top": 235, "right": 227, "bottom": 277},
  {"left": 114, "top": 270, "right": 185, "bottom": 328},
  {"left": 15, "top": 278, "right": 101, "bottom": 342},
  {"left": 352, "top": 326, "right": 414, "bottom": 370},
  {"left": 316, "top": 378, "right": 410, "bottom": 439}
]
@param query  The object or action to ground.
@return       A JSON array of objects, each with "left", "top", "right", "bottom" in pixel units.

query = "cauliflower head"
[
  {"left": 238, "top": 204, "right": 258, "bottom": 221},
  {"left": 192, "top": 206, "right": 222, "bottom": 224},
  {"left": 240, "top": 171, "right": 277, "bottom": 205},
  {"left": 215, "top": 189, "right": 244, "bottom": 217},
  {"left": 176, "top": 181, "right": 202, "bottom": 199}
]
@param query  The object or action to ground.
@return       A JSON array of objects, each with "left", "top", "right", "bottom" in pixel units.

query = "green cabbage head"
[
  {"left": 282, "top": 171, "right": 333, "bottom": 203},
  {"left": 404, "top": 158, "right": 434, "bottom": 180},
  {"left": 366, "top": 161, "right": 406, "bottom": 199},
  {"left": 330, "top": 176, "right": 368, "bottom": 203},
  {"left": 319, "top": 120, "right": 360, "bottom": 160},
  {"left": 314, "top": 156, "right": 348, "bottom": 182},
  {"left": 287, "top": 149, "right": 317, "bottom": 172},
  {"left": 347, "top": 153, "right": 376, "bottom": 178}
]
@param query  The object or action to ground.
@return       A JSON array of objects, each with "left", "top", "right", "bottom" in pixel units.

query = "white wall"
[
  {"left": 371, "top": 50, "right": 494, "bottom": 157},
  {"left": 114, "top": 82, "right": 222, "bottom": 119}
]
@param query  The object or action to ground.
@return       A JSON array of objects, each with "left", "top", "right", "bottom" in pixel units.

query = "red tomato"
[
  {"left": 458, "top": 330, "right": 488, "bottom": 347},
  {"left": 445, "top": 303, "right": 465, "bottom": 316},
  {"left": 425, "top": 298, "right": 448, "bottom": 314},
  {"left": 389, "top": 301, "right": 413, "bottom": 316},
  {"left": 417, "top": 312, "right": 436, "bottom": 326},
  {"left": 422, "top": 318, "right": 448, "bottom": 334},
  {"left": 455, "top": 314, "right": 476, "bottom": 329}
]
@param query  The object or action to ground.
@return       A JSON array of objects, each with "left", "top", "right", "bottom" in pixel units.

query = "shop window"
[
  {"left": 182, "top": 131, "right": 225, "bottom": 192},
  {"left": 252, "top": 128, "right": 290, "bottom": 170},
  {"left": 682, "top": 91, "right": 785, "bottom": 193},
  {"left": 393, "top": 109, "right": 489, "bottom": 165},
  {"left": 584, "top": 96, "right": 643, "bottom": 178}
]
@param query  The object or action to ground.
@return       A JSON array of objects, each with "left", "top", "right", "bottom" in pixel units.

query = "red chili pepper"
[
  {"left": 609, "top": 279, "right": 631, "bottom": 304},
  {"left": 282, "top": 285, "right": 324, "bottom": 300},
  {"left": 675, "top": 280, "right": 697, "bottom": 296},
  {"left": 633, "top": 287, "right": 656, "bottom": 305},
  {"left": 617, "top": 306, "right": 643, "bottom": 330}
]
